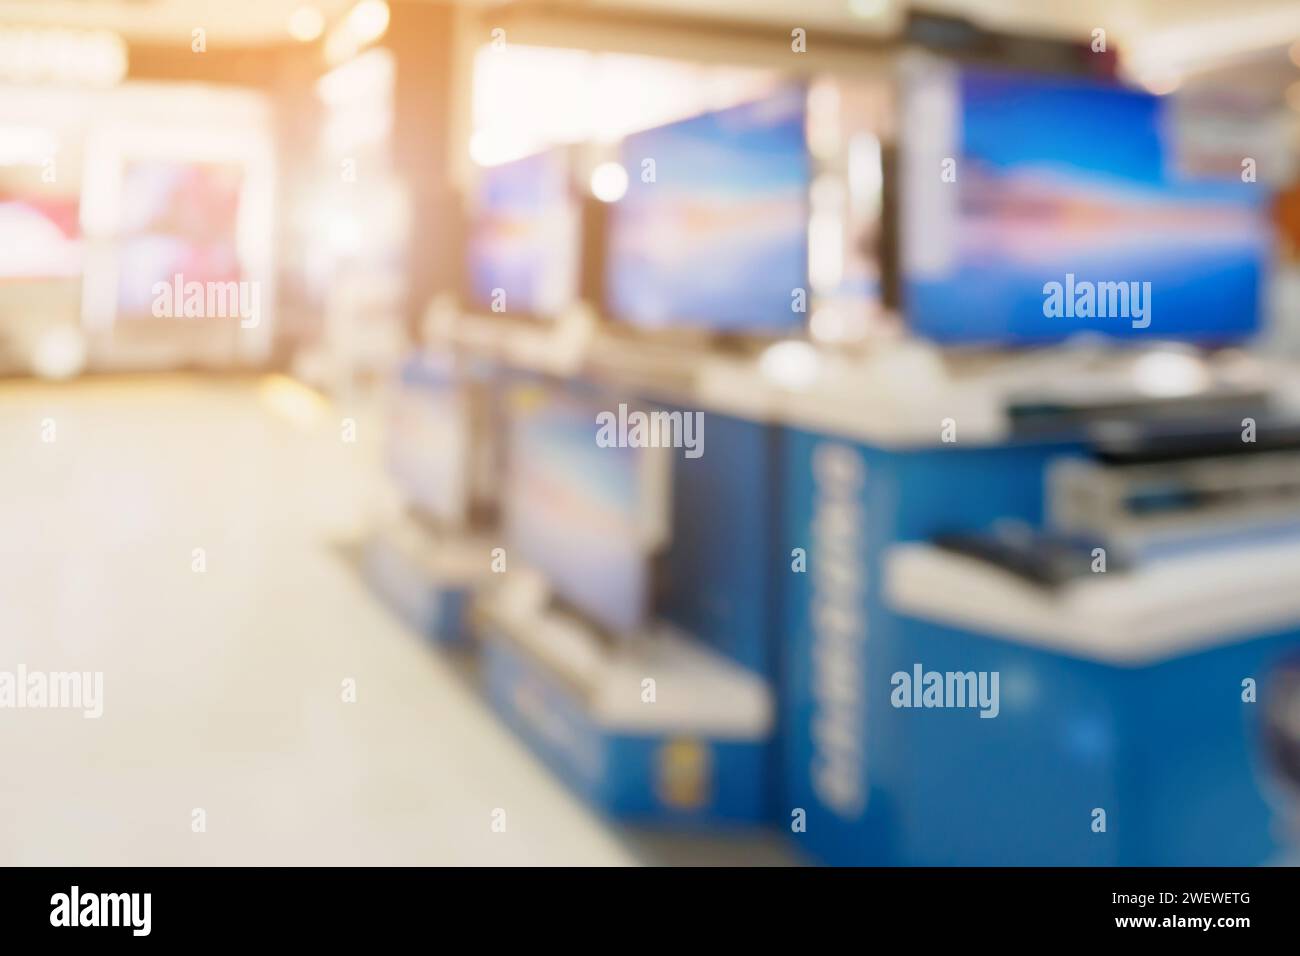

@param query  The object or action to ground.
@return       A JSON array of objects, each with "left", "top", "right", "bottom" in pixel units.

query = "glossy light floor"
[{"left": 0, "top": 374, "right": 791, "bottom": 866}]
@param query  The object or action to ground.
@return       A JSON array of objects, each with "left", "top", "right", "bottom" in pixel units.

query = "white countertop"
[{"left": 886, "top": 537, "right": 1300, "bottom": 665}]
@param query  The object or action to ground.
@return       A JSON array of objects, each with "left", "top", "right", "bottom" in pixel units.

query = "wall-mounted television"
[
  {"left": 114, "top": 160, "right": 243, "bottom": 318},
  {"left": 0, "top": 193, "right": 82, "bottom": 281}
]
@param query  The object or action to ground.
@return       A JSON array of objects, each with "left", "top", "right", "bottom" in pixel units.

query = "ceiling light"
[
  {"left": 325, "top": 1, "right": 390, "bottom": 65},
  {"left": 1141, "top": 70, "right": 1181, "bottom": 96},
  {"left": 288, "top": 6, "right": 325, "bottom": 44},
  {"left": 848, "top": 0, "right": 890, "bottom": 20},
  {"left": 347, "top": 1, "right": 391, "bottom": 46},
  {"left": 589, "top": 162, "right": 628, "bottom": 203}
]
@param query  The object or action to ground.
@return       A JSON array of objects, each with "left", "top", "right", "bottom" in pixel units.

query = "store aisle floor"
[{"left": 0, "top": 375, "right": 666, "bottom": 865}]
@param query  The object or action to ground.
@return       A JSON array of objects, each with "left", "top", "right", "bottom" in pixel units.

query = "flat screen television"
[
  {"left": 0, "top": 193, "right": 82, "bottom": 280},
  {"left": 504, "top": 383, "right": 671, "bottom": 637},
  {"left": 387, "top": 353, "right": 503, "bottom": 528},
  {"left": 114, "top": 160, "right": 243, "bottom": 317},
  {"left": 899, "top": 61, "right": 1271, "bottom": 346},
  {"left": 603, "top": 82, "right": 889, "bottom": 341},
  {"left": 387, "top": 354, "right": 472, "bottom": 526},
  {"left": 464, "top": 148, "right": 582, "bottom": 320},
  {"left": 604, "top": 87, "right": 812, "bottom": 335}
]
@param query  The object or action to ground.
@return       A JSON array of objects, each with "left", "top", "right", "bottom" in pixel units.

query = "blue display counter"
[
  {"left": 478, "top": 579, "right": 774, "bottom": 825},
  {"left": 777, "top": 427, "right": 1084, "bottom": 864},
  {"left": 882, "top": 538, "right": 1300, "bottom": 865},
  {"left": 363, "top": 522, "right": 493, "bottom": 648}
]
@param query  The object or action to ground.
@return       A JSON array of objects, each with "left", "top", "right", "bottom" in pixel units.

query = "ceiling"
[
  {"left": 0, "top": 0, "right": 357, "bottom": 45},
  {"left": 0, "top": 0, "right": 1296, "bottom": 83}
]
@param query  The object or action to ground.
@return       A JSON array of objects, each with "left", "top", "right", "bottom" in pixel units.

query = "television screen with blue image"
[
  {"left": 900, "top": 63, "right": 1271, "bottom": 346},
  {"left": 386, "top": 354, "right": 471, "bottom": 526},
  {"left": 0, "top": 193, "right": 82, "bottom": 280},
  {"left": 505, "top": 385, "right": 669, "bottom": 637},
  {"left": 466, "top": 149, "right": 580, "bottom": 319},
  {"left": 115, "top": 160, "right": 244, "bottom": 317},
  {"left": 605, "top": 87, "right": 811, "bottom": 335}
]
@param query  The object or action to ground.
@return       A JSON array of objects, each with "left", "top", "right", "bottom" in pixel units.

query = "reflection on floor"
[{"left": 0, "top": 374, "right": 792, "bottom": 866}]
